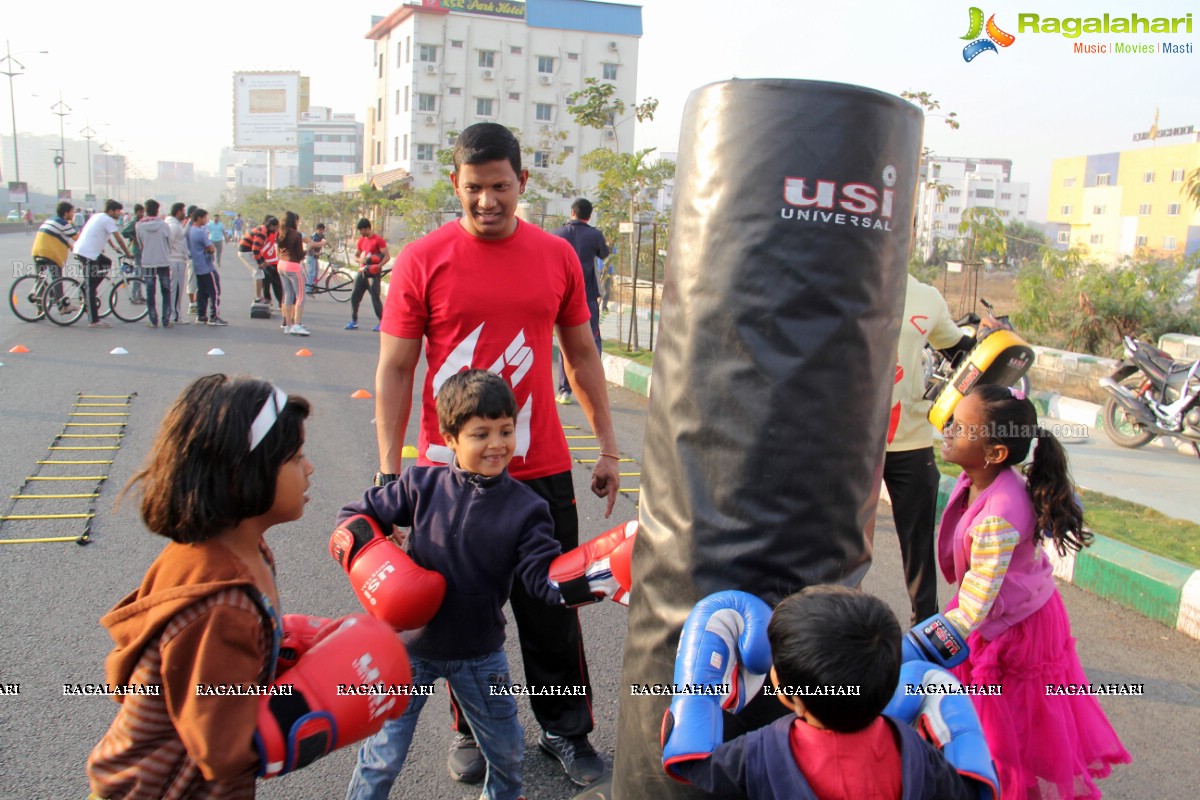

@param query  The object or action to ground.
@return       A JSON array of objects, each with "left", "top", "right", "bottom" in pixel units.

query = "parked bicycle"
[
  {"left": 306, "top": 257, "right": 355, "bottom": 302},
  {"left": 43, "top": 256, "right": 148, "bottom": 326}
]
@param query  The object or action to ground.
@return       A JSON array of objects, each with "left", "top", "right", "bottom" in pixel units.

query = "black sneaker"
[
  {"left": 538, "top": 732, "right": 604, "bottom": 787},
  {"left": 447, "top": 732, "right": 485, "bottom": 784}
]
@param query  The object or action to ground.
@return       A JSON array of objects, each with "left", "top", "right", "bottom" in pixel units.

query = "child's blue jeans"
[{"left": 345, "top": 649, "right": 523, "bottom": 800}]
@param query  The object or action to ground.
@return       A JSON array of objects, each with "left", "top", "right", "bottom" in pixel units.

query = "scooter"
[
  {"left": 923, "top": 297, "right": 1035, "bottom": 430},
  {"left": 1098, "top": 335, "right": 1200, "bottom": 457}
]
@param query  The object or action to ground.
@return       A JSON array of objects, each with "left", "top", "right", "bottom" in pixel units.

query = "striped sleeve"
[{"left": 945, "top": 516, "right": 1020, "bottom": 637}]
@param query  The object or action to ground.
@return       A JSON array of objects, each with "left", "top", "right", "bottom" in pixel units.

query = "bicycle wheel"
[
  {"left": 44, "top": 277, "right": 88, "bottom": 326},
  {"left": 10, "top": 275, "right": 47, "bottom": 322},
  {"left": 109, "top": 279, "right": 149, "bottom": 322},
  {"left": 328, "top": 269, "right": 355, "bottom": 302}
]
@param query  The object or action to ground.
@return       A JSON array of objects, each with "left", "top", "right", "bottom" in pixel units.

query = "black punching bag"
[{"left": 611, "top": 80, "right": 923, "bottom": 798}]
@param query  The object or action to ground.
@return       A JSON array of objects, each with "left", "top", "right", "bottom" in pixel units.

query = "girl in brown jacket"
[{"left": 87, "top": 375, "right": 313, "bottom": 800}]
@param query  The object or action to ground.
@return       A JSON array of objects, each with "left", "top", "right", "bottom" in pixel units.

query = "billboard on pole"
[{"left": 233, "top": 71, "right": 301, "bottom": 149}]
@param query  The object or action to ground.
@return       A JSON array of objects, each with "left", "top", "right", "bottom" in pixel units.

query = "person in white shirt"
[{"left": 72, "top": 199, "right": 133, "bottom": 328}]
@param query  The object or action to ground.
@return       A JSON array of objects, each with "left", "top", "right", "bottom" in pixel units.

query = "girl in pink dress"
[{"left": 938, "top": 384, "right": 1130, "bottom": 799}]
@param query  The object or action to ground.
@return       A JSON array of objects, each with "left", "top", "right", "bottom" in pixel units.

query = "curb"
[
  {"left": 596, "top": 350, "right": 1200, "bottom": 641},
  {"left": 925, "top": 473, "right": 1200, "bottom": 641}
]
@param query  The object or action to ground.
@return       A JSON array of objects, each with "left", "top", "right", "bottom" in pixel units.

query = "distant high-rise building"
[
  {"left": 360, "top": 0, "right": 643, "bottom": 216},
  {"left": 298, "top": 107, "right": 365, "bottom": 194}
]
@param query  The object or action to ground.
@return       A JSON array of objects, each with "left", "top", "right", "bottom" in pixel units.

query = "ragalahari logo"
[{"left": 961, "top": 7, "right": 1016, "bottom": 61}]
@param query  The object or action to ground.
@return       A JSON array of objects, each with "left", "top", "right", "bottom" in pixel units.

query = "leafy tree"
[
  {"left": 957, "top": 207, "right": 1007, "bottom": 267},
  {"left": 1014, "top": 248, "right": 1200, "bottom": 356},
  {"left": 567, "top": 78, "right": 658, "bottom": 151},
  {"left": 1003, "top": 220, "right": 1049, "bottom": 270},
  {"left": 392, "top": 181, "right": 458, "bottom": 242},
  {"left": 1184, "top": 166, "right": 1200, "bottom": 210}
]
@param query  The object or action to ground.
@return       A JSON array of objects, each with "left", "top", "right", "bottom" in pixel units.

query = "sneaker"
[
  {"left": 290, "top": 324, "right": 310, "bottom": 336},
  {"left": 145, "top": 320, "right": 158, "bottom": 328},
  {"left": 162, "top": 321, "right": 173, "bottom": 329},
  {"left": 188, "top": 303, "right": 198, "bottom": 315},
  {"left": 447, "top": 733, "right": 485, "bottom": 784},
  {"left": 538, "top": 732, "right": 604, "bottom": 787},
  {"left": 196, "top": 319, "right": 208, "bottom": 325},
  {"left": 88, "top": 321, "right": 112, "bottom": 329},
  {"left": 372, "top": 323, "right": 381, "bottom": 332},
  {"left": 208, "top": 317, "right": 229, "bottom": 326},
  {"left": 344, "top": 321, "right": 359, "bottom": 330},
  {"left": 555, "top": 392, "right": 573, "bottom": 405}
]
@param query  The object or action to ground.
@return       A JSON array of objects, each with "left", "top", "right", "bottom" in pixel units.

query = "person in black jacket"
[{"left": 552, "top": 198, "right": 609, "bottom": 405}]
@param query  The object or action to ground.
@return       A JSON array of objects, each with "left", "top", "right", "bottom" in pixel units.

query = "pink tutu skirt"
[{"left": 948, "top": 591, "right": 1131, "bottom": 799}]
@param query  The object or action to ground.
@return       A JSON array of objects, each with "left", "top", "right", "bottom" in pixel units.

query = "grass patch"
[
  {"left": 602, "top": 339, "right": 655, "bottom": 369},
  {"left": 1077, "top": 489, "right": 1200, "bottom": 569},
  {"left": 932, "top": 449, "right": 1200, "bottom": 568}
]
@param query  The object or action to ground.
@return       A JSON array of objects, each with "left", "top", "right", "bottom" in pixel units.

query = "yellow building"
[{"left": 1046, "top": 137, "right": 1200, "bottom": 263}]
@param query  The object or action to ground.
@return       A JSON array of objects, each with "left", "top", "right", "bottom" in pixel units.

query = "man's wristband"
[
  {"left": 374, "top": 472, "right": 399, "bottom": 487},
  {"left": 598, "top": 452, "right": 620, "bottom": 461}
]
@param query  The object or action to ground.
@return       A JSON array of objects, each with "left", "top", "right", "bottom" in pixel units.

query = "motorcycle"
[
  {"left": 923, "top": 296, "right": 1035, "bottom": 430},
  {"left": 1098, "top": 335, "right": 1200, "bottom": 456}
]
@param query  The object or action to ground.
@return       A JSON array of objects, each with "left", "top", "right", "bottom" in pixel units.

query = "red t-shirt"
[
  {"left": 789, "top": 717, "right": 903, "bottom": 799},
  {"left": 357, "top": 233, "right": 388, "bottom": 275},
  {"left": 382, "top": 219, "right": 591, "bottom": 480}
]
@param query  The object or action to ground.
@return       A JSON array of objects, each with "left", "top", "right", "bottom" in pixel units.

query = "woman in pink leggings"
[{"left": 276, "top": 211, "right": 311, "bottom": 336}]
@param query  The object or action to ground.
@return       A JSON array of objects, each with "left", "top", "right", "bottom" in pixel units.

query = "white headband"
[{"left": 249, "top": 387, "right": 289, "bottom": 451}]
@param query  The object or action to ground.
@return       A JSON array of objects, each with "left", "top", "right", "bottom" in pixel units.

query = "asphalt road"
[{"left": 1, "top": 231, "right": 1197, "bottom": 799}]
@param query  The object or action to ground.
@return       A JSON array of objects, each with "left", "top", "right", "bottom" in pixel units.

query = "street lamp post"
[
  {"left": 50, "top": 92, "right": 71, "bottom": 196},
  {"left": 100, "top": 142, "right": 112, "bottom": 201},
  {"left": 0, "top": 40, "right": 48, "bottom": 213},
  {"left": 80, "top": 123, "right": 96, "bottom": 200}
]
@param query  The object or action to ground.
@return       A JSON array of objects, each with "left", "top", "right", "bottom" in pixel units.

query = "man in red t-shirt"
[
  {"left": 345, "top": 217, "right": 391, "bottom": 331},
  {"left": 372, "top": 123, "right": 619, "bottom": 789}
]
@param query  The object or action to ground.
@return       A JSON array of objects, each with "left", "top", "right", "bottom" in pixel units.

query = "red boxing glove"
[
  {"left": 549, "top": 520, "right": 638, "bottom": 607},
  {"left": 278, "top": 615, "right": 336, "bottom": 673},
  {"left": 330, "top": 514, "right": 447, "bottom": 630},
  {"left": 256, "top": 614, "right": 411, "bottom": 778}
]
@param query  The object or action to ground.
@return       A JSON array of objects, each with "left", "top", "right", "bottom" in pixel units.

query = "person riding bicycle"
[
  {"left": 72, "top": 199, "right": 133, "bottom": 328},
  {"left": 30, "top": 201, "right": 80, "bottom": 312}
]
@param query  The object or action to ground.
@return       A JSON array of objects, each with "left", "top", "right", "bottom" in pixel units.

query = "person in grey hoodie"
[
  {"left": 135, "top": 199, "right": 174, "bottom": 328},
  {"left": 164, "top": 203, "right": 189, "bottom": 323}
]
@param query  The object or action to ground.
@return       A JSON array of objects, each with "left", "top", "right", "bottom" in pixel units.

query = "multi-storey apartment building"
[
  {"left": 1046, "top": 137, "right": 1200, "bottom": 262},
  {"left": 361, "top": 0, "right": 642, "bottom": 216},
  {"left": 914, "top": 156, "right": 1030, "bottom": 260}
]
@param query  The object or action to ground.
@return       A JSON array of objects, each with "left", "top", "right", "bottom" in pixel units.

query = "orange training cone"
[
  {"left": 351, "top": 389, "right": 373, "bottom": 399},
  {"left": 9, "top": 345, "right": 30, "bottom": 354},
  {"left": 295, "top": 348, "right": 313, "bottom": 357}
]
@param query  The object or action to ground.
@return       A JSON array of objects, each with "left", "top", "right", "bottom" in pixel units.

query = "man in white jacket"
[
  {"left": 164, "top": 203, "right": 188, "bottom": 324},
  {"left": 885, "top": 274, "right": 972, "bottom": 624}
]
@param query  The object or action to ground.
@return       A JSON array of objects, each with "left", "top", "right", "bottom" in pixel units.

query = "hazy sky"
[{"left": 4, "top": 0, "right": 1197, "bottom": 219}]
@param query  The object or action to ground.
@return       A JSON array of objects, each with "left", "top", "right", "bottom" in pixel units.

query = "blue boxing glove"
[
  {"left": 660, "top": 590, "right": 774, "bottom": 781},
  {"left": 884, "top": 661, "right": 1000, "bottom": 800},
  {"left": 903, "top": 613, "right": 968, "bottom": 668}
]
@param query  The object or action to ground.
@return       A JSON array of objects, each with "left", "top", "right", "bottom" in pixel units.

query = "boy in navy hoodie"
[
  {"left": 663, "top": 586, "right": 998, "bottom": 800},
  {"left": 341, "top": 369, "right": 566, "bottom": 800}
]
